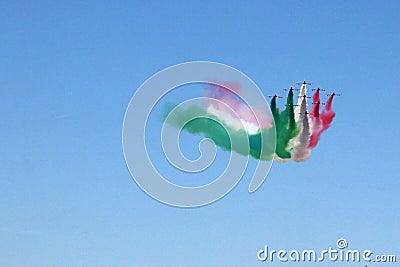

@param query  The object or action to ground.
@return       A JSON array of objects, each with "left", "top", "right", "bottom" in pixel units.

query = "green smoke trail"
[
  {"left": 164, "top": 104, "right": 275, "bottom": 161},
  {"left": 270, "top": 96, "right": 280, "bottom": 124},
  {"left": 271, "top": 90, "right": 299, "bottom": 159}
]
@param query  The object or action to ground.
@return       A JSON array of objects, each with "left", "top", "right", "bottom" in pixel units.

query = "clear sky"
[{"left": 1, "top": 1, "right": 399, "bottom": 266}]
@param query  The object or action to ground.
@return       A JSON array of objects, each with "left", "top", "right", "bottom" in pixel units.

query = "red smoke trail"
[
  {"left": 310, "top": 89, "right": 320, "bottom": 117},
  {"left": 308, "top": 93, "right": 335, "bottom": 148},
  {"left": 321, "top": 94, "right": 335, "bottom": 130}
]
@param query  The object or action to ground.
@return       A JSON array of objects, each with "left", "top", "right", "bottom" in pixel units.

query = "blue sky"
[{"left": 1, "top": 1, "right": 399, "bottom": 266}]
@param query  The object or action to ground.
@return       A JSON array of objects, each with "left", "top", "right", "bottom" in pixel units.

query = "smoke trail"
[
  {"left": 165, "top": 105, "right": 244, "bottom": 155},
  {"left": 321, "top": 94, "right": 336, "bottom": 131},
  {"left": 308, "top": 90, "right": 323, "bottom": 148},
  {"left": 203, "top": 84, "right": 276, "bottom": 160},
  {"left": 287, "top": 83, "right": 311, "bottom": 161},
  {"left": 270, "top": 95, "right": 280, "bottom": 123},
  {"left": 204, "top": 84, "right": 273, "bottom": 133},
  {"left": 163, "top": 83, "right": 276, "bottom": 161},
  {"left": 274, "top": 90, "right": 299, "bottom": 160},
  {"left": 312, "top": 88, "right": 320, "bottom": 103},
  {"left": 308, "top": 93, "right": 336, "bottom": 148},
  {"left": 163, "top": 81, "right": 337, "bottom": 164},
  {"left": 290, "top": 97, "right": 311, "bottom": 162},
  {"left": 164, "top": 104, "right": 275, "bottom": 161},
  {"left": 294, "top": 84, "right": 308, "bottom": 122}
]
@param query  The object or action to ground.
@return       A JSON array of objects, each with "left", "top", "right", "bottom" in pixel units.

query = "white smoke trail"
[
  {"left": 289, "top": 83, "right": 312, "bottom": 162},
  {"left": 294, "top": 84, "right": 307, "bottom": 121},
  {"left": 290, "top": 99, "right": 311, "bottom": 162}
]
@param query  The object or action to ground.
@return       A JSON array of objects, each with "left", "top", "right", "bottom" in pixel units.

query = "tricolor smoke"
[
  {"left": 164, "top": 82, "right": 337, "bottom": 162},
  {"left": 164, "top": 84, "right": 276, "bottom": 161}
]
